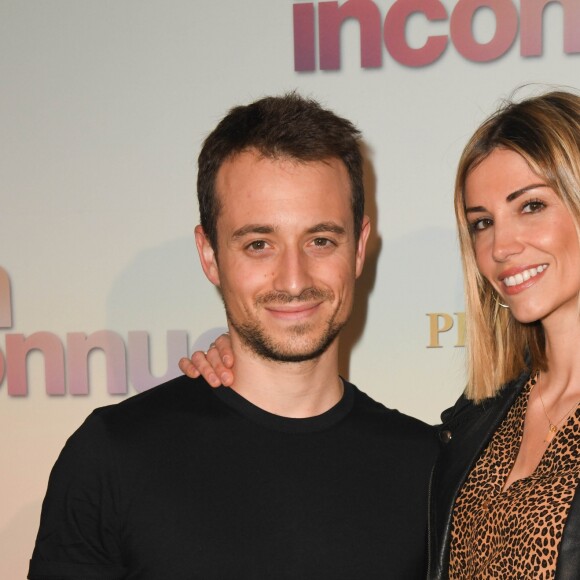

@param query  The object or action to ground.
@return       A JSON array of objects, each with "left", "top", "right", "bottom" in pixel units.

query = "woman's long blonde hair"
[{"left": 455, "top": 90, "right": 580, "bottom": 402}]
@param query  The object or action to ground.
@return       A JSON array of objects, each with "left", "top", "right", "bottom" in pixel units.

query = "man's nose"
[{"left": 272, "top": 247, "right": 314, "bottom": 296}]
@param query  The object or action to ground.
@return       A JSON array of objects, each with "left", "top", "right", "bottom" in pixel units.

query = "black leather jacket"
[{"left": 428, "top": 368, "right": 580, "bottom": 579}]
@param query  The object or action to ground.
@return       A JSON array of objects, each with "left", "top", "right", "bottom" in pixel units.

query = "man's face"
[{"left": 196, "top": 149, "right": 369, "bottom": 363}]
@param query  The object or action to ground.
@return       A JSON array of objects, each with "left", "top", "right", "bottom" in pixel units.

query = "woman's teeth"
[{"left": 503, "top": 265, "right": 547, "bottom": 287}]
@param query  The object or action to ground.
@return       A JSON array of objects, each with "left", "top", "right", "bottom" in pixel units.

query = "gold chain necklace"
[{"left": 536, "top": 371, "right": 580, "bottom": 444}]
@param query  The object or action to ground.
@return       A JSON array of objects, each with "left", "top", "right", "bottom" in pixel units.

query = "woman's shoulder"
[{"left": 439, "top": 368, "right": 532, "bottom": 433}]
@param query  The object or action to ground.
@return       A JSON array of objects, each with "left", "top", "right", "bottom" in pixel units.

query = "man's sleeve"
[{"left": 28, "top": 412, "right": 128, "bottom": 580}]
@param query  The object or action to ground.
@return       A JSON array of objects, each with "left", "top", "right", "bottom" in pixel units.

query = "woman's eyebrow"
[
  {"left": 505, "top": 183, "right": 548, "bottom": 202},
  {"left": 465, "top": 183, "right": 549, "bottom": 213}
]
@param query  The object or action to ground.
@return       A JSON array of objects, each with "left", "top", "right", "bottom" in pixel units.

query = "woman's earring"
[{"left": 494, "top": 292, "right": 509, "bottom": 309}]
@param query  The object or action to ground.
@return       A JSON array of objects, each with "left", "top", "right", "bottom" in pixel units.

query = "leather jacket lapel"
[{"left": 428, "top": 370, "right": 529, "bottom": 579}]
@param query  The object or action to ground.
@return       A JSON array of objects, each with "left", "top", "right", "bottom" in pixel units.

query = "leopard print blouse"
[{"left": 449, "top": 376, "right": 580, "bottom": 578}]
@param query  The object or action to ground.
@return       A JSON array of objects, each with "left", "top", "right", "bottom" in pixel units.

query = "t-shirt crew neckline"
[{"left": 212, "top": 379, "right": 355, "bottom": 434}]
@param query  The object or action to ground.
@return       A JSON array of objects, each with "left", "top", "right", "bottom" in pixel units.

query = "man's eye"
[
  {"left": 247, "top": 240, "right": 267, "bottom": 251},
  {"left": 313, "top": 238, "right": 332, "bottom": 247}
]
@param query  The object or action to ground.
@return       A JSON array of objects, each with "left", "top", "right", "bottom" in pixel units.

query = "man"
[{"left": 29, "top": 94, "right": 438, "bottom": 579}]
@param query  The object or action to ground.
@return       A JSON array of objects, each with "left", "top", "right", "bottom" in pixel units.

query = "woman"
[
  {"left": 180, "top": 90, "right": 580, "bottom": 578},
  {"left": 428, "top": 90, "right": 580, "bottom": 579}
]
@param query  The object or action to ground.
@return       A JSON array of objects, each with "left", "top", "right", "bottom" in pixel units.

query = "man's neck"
[{"left": 228, "top": 341, "right": 344, "bottom": 419}]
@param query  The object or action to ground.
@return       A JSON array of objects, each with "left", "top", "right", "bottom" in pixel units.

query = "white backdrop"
[{"left": 2, "top": 1, "right": 579, "bottom": 576}]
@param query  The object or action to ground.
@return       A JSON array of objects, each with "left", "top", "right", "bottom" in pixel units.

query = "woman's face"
[{"left": 464, "top": 147, "right": 580, "bottom": 327}]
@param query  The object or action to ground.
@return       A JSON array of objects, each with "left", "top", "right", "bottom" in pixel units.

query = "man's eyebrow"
[
  {"left": 306, "top": 222, "right": 347, "bottom": 235},
  {"left": 465, "top": 183, "right": 549, "bottom": 214},
  {"left": 231, "top": 222, "right": 347, "bottom": 239},
  {"left": 231, "top": 225, "right": 275, "bottom": 240}
]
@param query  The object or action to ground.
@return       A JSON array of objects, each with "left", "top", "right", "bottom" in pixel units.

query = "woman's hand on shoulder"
[{"left": 178, "top": 333, "right": 235, "bottom": 387}]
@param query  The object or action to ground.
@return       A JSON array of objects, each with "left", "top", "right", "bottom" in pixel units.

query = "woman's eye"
[
  {"left": 522, "top": 199, "right": 545, "bottom": 213},
  {"left": 469, "top": 218, "right": 492, "bottom": 233}
]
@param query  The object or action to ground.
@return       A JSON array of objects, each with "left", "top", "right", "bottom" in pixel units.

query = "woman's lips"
[{"left": 499, "top": 264, "right": 548, "bottom": 294}]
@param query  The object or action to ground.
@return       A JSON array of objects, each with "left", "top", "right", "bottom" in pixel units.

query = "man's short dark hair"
[{"left": 197, "top": 92, "right": 364, "bottom": 250}]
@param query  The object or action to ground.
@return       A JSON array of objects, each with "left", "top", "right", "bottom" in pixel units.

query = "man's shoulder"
[
  {"left": 349, "top": 382, "right": 437, "bottom": 442},
  {"left": 100, "top": 374, "right": 210, "bottom": 411},
  {"left": 82, "top": 376, "right": 222, "bottom": 439}
]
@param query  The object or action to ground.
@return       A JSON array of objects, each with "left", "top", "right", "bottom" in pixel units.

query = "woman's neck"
[{"left": 541, "top": 308, "right": 580, "bottom": 396}]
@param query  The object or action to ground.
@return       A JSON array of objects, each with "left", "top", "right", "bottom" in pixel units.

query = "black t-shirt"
[{"left": 29, "top": 376, "right": 438, "bottom": 579}]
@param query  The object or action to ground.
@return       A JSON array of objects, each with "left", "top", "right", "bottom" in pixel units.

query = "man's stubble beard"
[{"left": 223, "top": 288, "right": 348, "bottom": 363}]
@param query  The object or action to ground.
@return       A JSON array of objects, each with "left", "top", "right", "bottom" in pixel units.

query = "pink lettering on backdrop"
[
  {"left": 1, "top": 329, "right": 188, "bottom": 396},
  {"left": 0, "top": 267, "right": 11, "bottom": 329},
  {"left": 128, "top": 331, "right": 187, "bottom": 392},
  {"left": 294, "top": 3, "right": 317, "bottom": 70},
  {"left": 293, "top": 0, "right": 580, "bottom": 70},
  {"left": 520, "top": 0, "right": 580, "bottom": 56},
  {"left": 384, "top": 0, "right": 448, "bottom": 66},
  {"left": 0, "top": 267, "right": 11, "bottom": 383},
  {"left": 67, "top": 331, "right": 127, "bottom": 395},
  {"left": 0, "top": 268, "right": 190, "bottom": 397},
  {"left": 318, "top": 0, "right": 383, "bottom": 69},
  {"left": 450, "top": 0, "right": 518, "bottom": 62},
  {"left": 6, "top": 332, "right": 65, "bottom": 396}
]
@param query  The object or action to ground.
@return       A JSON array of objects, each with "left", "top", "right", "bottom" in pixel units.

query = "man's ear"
[
  {"left": 195, "top": 225, "right": 220, "bottom": 287},
  {"left": 355, "top": 215, "right": 371, "bottom": 279}
]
